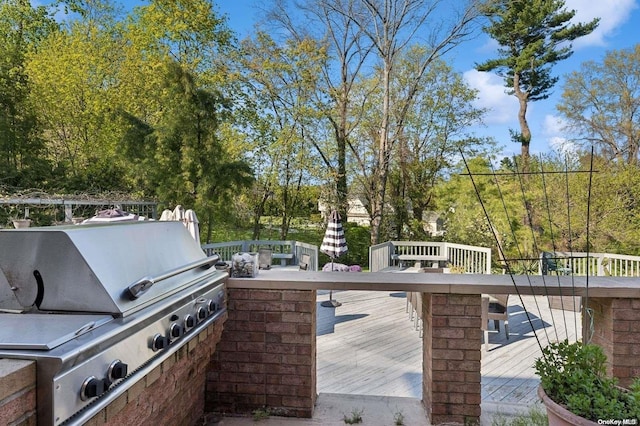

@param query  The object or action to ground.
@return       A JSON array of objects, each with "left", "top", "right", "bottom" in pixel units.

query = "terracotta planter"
[{"left": 538, "top": 385, "right": 598, "bottom": 426}]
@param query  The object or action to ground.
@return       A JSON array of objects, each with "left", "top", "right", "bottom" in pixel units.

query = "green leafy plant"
[
  {"left": 393, "top": 409, "right": 405, "bottom": 425},
  {"left": 251, "top": 407, "right": 270, "bottom": 421},
  {"left": 534, "top": 340, "right": 640, "bottom": 422},
  {"left": 343, "top": 408, "right": 363, "bottom": 424}
]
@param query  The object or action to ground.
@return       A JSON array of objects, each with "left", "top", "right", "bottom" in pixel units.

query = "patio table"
[{"left": 391, "top": 254, "right": 448, "bottom": 268}]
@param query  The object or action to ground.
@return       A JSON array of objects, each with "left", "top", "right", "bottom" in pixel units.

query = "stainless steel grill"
[{"left": 0, "top": 221, "right": 227, "bottom": 425}]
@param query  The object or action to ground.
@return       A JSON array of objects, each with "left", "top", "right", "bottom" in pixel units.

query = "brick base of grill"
[{"left": 0, "top": 314, "right": 229, "bottom": 426}]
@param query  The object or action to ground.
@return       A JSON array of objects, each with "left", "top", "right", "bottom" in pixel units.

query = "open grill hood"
[{"left": 0, "top": 221, "right": 213, "bottom": 316}]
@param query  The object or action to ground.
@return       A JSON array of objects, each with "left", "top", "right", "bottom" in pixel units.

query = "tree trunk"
[
  {"left": 514, "top": 72, "right": 531, "bottom": 172},
  {"left": 370, "top": 62, "right": 392, "bottom": 245},
  {"left": 336, "top": 125, "right": 348, "bottom": 221}
]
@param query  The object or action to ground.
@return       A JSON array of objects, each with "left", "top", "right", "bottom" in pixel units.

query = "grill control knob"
[
  {"left": 152, "top": 333, "right": 170, "bottom": 351},
  {"left": 108, "top": 360, "right": 128, "bottom": 381},
  {"left": 208, "top": 299, "right": 217, "bottom": 313},
  {"left": 81, "top": 376, "right": 107, "bottom": 400},
  {"left": 184, "top": 314, "right": 196, "bottom": 331},
  {"left": 170, "top": 323, "right": 184, "bottom": 339},
  {"left": 196, "top": 306, "right": 208, "bottom": 321}
]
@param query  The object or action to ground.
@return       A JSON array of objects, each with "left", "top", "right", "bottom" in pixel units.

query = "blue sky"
[{"left": 215, "top": 0, "right": 640, "bottom": 157}]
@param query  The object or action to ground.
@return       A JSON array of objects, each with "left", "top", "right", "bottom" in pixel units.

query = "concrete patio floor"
[{"left": 203, "top": 392, "right": 544, "bottom": 425}]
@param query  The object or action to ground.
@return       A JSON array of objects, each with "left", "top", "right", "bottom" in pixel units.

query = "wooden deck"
[{"left": 316, "top": 289, "right": 582, "bottom": 407}]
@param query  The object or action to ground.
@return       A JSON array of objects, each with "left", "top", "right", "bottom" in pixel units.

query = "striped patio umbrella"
[{"left": 320, "top": 210, "right": 348, "bottom": 307}]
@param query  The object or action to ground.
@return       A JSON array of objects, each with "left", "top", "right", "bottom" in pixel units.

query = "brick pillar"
[
  {"left": 587, "top": 297, "right": 640, "bottom": 388},
  {"left": 423, "top": 293, "right": 482, "bottom": 425},
  {"left": 207, "top": 289, "right": 316, "bottom": 417},
  {"left": 0, "top": 359, "right": 36, "bottom": 426}
]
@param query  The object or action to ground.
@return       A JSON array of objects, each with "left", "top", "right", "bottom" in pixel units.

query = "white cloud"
[
  {"left": 542, "top": 114, "right": 567, "bottom": 136},
  {"left": 549, "top": 136, "right": 579, "bottom": 156},
  {"left": 463, "top": 70, "right": 518, "bottom": 125},
  {"left": 565, "top": 0, "right": 638, "bottom": 47},
  {"left": 542, "top": 115, "right": 580, "bottom": 154}
]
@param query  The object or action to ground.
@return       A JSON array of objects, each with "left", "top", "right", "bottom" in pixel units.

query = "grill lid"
[
  {"left": 0, "top": 313, "right": 113, "bottom": 350},
  {"left": 0, "top": 221, "right": 216, "bottom": 316}
]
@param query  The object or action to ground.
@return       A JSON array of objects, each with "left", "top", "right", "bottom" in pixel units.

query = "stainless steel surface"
[
  {"left": 0, "top": 314, "right": 112, "bottom": 350},
  {"left": 0, "top": 267, "right": 22, "bottom": 312},
  {"left": 125, "top": 255, "right": 219, "bottom": 300},
  {"left": 0, "top": 221, "right": 210, "bottom": 315},
  {"left": 0, "top": 221, "right": 228, "bottom": 426}
]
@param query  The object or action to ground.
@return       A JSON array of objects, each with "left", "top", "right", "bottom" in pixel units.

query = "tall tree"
[
  {"left": 335, "top": 0, "right": 481, "bottom": 244},
  {"left": 272, "top": 0, "right": 482, "bottom": 244},
  {"left": 476, "top": 0, "right": 598, "bottom": 170},
  {"left": 348, "top": 52, "right": 493, "bottom": 240},
  {"left": 558, "top": 44, "right": 640, "bottom": 166},
  {"left": 0, "top": 0, "right": 57, "bottom": 188},
  {"left": 268, "top": 0, "right": 373, "bottom": 222},
  {"left": 25, "top": 0, "right": 128, "bottom": 190},
  {"left": 237, "top": 33, "right": 326, "bottom": 239}
]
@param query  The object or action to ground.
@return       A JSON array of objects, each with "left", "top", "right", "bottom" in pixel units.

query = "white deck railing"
[
  {"left": 369, "top": 241, "right": 491, "bottom": 274},
  {"left": 201, "top": 240, "right": 319, "bottom": 271},
  {"left": 539, "top": 251, "right": 640, "bottom": 277}
]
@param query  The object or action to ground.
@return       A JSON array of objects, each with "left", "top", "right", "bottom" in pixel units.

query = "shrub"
[{"left": 534, "top": 340, "right": 640, "bottom": 422}]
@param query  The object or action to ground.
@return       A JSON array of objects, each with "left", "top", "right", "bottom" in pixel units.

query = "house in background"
[
  {"left": 422, "top": 211, "right": 444, "bottom": 237},
  {"left": 318, "top": 197, "right": 444, "bottom": 237},
  {"left": 318, "top": 196, "right": 371, "bottom": 226}
]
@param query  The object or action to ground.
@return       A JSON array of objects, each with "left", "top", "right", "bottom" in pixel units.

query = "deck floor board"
[{"left": 316, "top": 289, "right": 582, "bottom": 407}]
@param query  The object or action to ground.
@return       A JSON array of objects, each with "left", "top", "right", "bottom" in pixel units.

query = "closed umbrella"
[
  {"left": 173, "top": 205, "right": 186, "bottom": 223},
  {"left": 320, "top": 210, "right": 348, "bottom": 307}
]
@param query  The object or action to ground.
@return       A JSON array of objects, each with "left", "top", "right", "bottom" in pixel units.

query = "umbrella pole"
[{"left": 321, "top": 259, "right": 342, "bottom": 308}]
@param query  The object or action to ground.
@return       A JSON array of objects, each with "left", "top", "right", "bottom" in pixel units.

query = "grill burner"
[{"left": 0, "top": 221, "right": 227, "bottom": 425}]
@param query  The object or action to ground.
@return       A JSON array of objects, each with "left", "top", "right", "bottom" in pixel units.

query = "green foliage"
[
  {"left": 251, "top": 407, "right": 270, "bottom": 421},
  {"left": 437, "top": 153, "right": 640, "bottom": 270},
  {"left": 0, "top": 0, "right": 57, "bottom": 188},
  {"left": 558, "top": 44, "right": 640, "bottom": 165},
  {"left": 490, "top": 406, "right": 547, "bottom": 426},
  {"left": 478, "top": 0, "right": 599, "bottom": 102},
  {"left": 343, "top": 408, "right": 363, "bottom": 424},
  {"left": 535, "top": 340, "right": 640, "bottom": 422},
  {"left": 382, "top": 54, "right": 495, "bottom": 241},
  {"left": 477, "top": 0, "right": 598, "bottom": 162}
]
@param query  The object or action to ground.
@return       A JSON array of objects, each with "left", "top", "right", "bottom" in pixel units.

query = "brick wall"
[
  {"left": 85, "top": 315, "right": 226, "bottom": 426},
  {"left": 207, "top": 288, "right": 316, "bottom": 417},
  {"left": 588, "top": 297, "right": 640, "bottom": 388},
  {"left": 0, "top": 359, "right": 36, "bottom": 426},
  {"left": 423, "top": 293, "right": 482, "bottom": 425}
]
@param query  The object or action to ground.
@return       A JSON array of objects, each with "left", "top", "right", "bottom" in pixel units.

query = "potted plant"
[
  {"left": 11, "top": 218, "right": 31, "bottom": 228},
  {"left": 534, "top": 339, "right": 640, "bottom": 425}
]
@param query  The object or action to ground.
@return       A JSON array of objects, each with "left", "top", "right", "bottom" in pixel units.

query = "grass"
[
  {"left": 490, "top": 406, "right": 547, "bottom": 426},
  {"left": 208, "top": 219, "right": 372, "bottom": 267}
]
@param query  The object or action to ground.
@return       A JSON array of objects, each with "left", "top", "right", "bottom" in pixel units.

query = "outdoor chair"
[
  {"left": 481, "top": 294, "right": 509, "bottom": 351},
  {"left": 541, "top": 251, "right": 572, "bottom": 275},
  {"left": 258, "top": 248, "right": 272, "bottom": 270},
  {"left": 405, "top": 292, "right": 423, "bottom": 336}
]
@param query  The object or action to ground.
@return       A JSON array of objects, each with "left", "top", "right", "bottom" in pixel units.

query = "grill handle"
[{"left": 123, "top": 255, "right": 220, "bottom": 300}]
